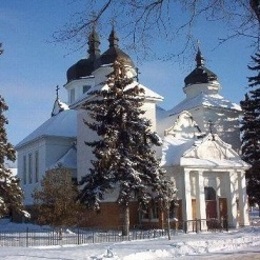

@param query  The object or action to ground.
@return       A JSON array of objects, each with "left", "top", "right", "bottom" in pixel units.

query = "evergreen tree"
[
  {"left": 240, "top": 53, "right": 260, "bottom": 214},
  {"left": 32, "top": 167, "right": 83, "bottom": 237},
  {"left": 0, "top": 95, "right": 26, "bottom": 218},
  {"left": 79, "top": 59, "right": 173, "bottom": 236}
]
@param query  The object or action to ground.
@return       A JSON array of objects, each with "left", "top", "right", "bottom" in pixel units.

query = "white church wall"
[
  {"left": 17, "top": 137, "right": 75, "bottom": 205},
  {"left": 142, "top": 101, "right": 157, "bottom": 132},
  {"left": 17, "top": 139, "right": 46, "bottom": 205},
  {"left": 203, "top": 107, "right": 241, "bottom": 152},
  {"left": 183, "top": 82, "right": 220, "bottom": 99},
  {"left": 64, "top": 78, "right": 95, "bottom": 105},
  {"left": 185, "top": 106, "right": 241, "bottom": 152}
]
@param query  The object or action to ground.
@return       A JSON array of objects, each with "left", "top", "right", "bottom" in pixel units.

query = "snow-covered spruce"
[
  {"left": 0, "top": 95, "right": 27, "bottom": 218},
  {"left": 79, "top": 59, "right": 176, "bottom": 236},
  {"left": 240, "top": 52, "right": 260, "bottom": 214}
]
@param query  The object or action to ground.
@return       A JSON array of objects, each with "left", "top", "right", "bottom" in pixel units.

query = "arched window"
[{"left": 204, "top": 187, "right": 216, "bottom": 200}]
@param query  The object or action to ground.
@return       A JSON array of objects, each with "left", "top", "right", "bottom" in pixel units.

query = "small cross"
[
  {"left": 208, "top": 120, "right": 215, "bottom": 139},
  {"left": 56, "top": 85, "right": 60, "bottom": 100},
  {"left": 0, "top": 43, "right": 3, "bottom": 55},
  {"left": 197, "top": 39, "right": 201, "bottom": 49},
  {"left": 110, "top": 17, "right": 116, "bottom": 29},
  {"left": 90, "top": 12, "right": 98, "bottom": 28},
  {"left": 135, "top": 67, "right": 141, "bottom": 82}
]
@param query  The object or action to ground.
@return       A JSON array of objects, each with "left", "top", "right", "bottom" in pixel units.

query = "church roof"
[
  {"left": 66, "top": 28, "right": 135, "bottom": 82},
  {"left": 167, "top": 92, "right": 241, "bottom": 116},
  {"left": 16, "top": 109, "right": 77, "bottom": 149},
  {"left": 66, "top": 28, "right": 100, "bottom": 82},
  {"left": 70, "top": 80, "right": 163, "bottom": 109},
  {"left": 161, "top": 134, "right": 249, "bottom": 168},
  {"left": 184, "top": 48, "right": 218, "bottom": 87},
  {"left": 96, "top": 28, "right": 135, "bottom": 68}
]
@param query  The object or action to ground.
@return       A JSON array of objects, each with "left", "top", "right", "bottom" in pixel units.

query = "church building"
[{"left": 16, "top": 27, "right": 250, "bottom": 231}]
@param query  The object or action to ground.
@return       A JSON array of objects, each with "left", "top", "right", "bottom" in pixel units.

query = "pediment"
[
  {"left": 164, "top": 111, "right": 202, "bottom": 139},
  {"left": 183, "top": 134, "right": 239, "bottom": 160}
]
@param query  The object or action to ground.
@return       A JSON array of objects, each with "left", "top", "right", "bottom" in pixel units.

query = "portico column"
[
  {"left": 227, "top": 170, "right": 238, "bottom": 228},
  {"left": 183, "top": 169, "right": 192, "bottom": 232},
  {"left": 195, "top": 170, "right": 207, "bottom": 231},
  {"left": 238, "top": 170, "right": 250, "bottom": 226}
]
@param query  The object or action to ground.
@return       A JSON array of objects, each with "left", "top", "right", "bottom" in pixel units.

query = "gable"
[
  {"left": 184, "top": 135, "right": 238, "bottom": 160},
  {"left": 181, "top": 134, "right": 249, "bottom": 168},
  {"left": 16, "top": 110, "right": 77, "bottom": 149},
  {"left": 164, "top": 111, "right": 202, "bottom": 139}
]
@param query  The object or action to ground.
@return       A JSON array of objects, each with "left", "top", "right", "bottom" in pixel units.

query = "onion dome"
[
  {"left": 184, "top": 48, "right": 218, "bottom": 87},
  {"left": 66, "top": 27, "right": 100, "bottom": 82},
  {"left": 97, "top": 27, "right": 135, "bottom": 68}
]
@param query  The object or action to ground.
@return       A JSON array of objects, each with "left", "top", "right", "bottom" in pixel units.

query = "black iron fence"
[
  {"left": 0, "top": 218, "right": 228, "bottom": 247},
  {"left": 0, "top": 228, "right": 172, "bottom": 247}
]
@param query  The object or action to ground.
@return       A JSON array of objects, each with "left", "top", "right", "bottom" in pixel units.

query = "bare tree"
[{"left": 54, "top": 0, "right": 260, "bottom": 60}]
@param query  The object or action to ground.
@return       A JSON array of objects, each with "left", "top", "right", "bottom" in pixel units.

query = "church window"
[
  {"left": 204, "top": 187, "right": 216, "bottom": 200},
  {"left": 28, "top": 153, "right": 33, "bottom": 184},
  {"left": 83, "top": 85, "right": 91, "bottom": 94},
  {"left": 70, "top": 89, "right": 75, "bottom": 103},
  {"left": 23, "top": 155, "right": 27, "bottom": 185},
  {"left": 35, "top": 151, "right": 39, "bottom": 183},
  {"left": 142, "top": 200, "right": 160, "bottom": 219}
]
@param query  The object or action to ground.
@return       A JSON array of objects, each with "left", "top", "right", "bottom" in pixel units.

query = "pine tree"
[
  {"left": 32, "top": 167, "right": 83, "bottom": 237},
  {"left": 0, "top": 95, "right": 26, "bottom": 218},
  {"left": 240, "top": 53, "right": 260, "bottom": 214},
  {"left": 79, "top": 59, "right": 173, "bottom": 236}
]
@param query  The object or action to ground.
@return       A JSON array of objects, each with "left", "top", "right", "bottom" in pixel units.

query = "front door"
[{"left": 204, "top": 187, "right": 218, "bottom": 228}]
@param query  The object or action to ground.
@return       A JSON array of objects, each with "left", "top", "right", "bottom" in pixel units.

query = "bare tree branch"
[{"left": 53, "top": 0, "right": 260, "bottom": 60}]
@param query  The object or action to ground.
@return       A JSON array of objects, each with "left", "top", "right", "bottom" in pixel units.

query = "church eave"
[{"left": 16, "top": 135, "right": 76, "bottom": 150}]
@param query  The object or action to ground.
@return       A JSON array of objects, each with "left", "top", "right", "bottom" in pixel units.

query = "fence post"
[{"left": 225, "top": 218, "right": 229, "bottom": 232}]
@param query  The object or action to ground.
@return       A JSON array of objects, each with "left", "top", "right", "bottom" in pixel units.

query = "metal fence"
[
  {"left": 0, "top": 228, "right": 173, "bottom": 247},
  {"left": 0, "top": 218, "right": 229, "bottom": 247}
]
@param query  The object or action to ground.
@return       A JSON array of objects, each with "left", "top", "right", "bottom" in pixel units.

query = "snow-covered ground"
[{"left": 0, "top": 213, "right": 260, "bottom": 259}]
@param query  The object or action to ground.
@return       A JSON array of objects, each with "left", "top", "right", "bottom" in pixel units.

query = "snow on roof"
[
  {"left": 167, "top": 93, "right": 241, "bottom": 116},
  {"left": 156, "top": 105, "right": 167, "bottom": 121},
  {"left": 16, "top": 109, "right": 77, "bottom": 149},
  {"left": 51, "top": 99, "right": 69, "bottom": 117},
  {"left": 161, "top": 134, "right": 249, "bottom": 168},
  {"left": 161, "top": 136, "right": 195, "bottom": 166},
  {"left": 180, "top": 157, "right": 249, "bottom": 167},
  {"left": 71, "top": 80, "right": 163, "bottom": 108}
]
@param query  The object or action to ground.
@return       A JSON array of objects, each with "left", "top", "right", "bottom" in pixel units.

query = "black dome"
[
  {"left": 96, "top": 28, "right": 135, "bottom": 68},
  {"left": 184, "top": 49, "right": 217, "bottom": 86},
  {"left": 66, "top": 28, "right": 100, "bottom": 83},
  {"left": 66, "top": 58, "right": 96, "bottom": 82},
  {"left": 98, "top": 47, "right": 135, "bottom": 67}
]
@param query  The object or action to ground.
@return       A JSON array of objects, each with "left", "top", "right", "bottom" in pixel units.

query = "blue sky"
[{"left": 0, "top": 1, "right": 256, "bottom": 146}]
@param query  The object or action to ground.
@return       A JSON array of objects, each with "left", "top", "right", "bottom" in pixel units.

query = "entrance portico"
[{"left": 162, "top": 124, "right": 250, "bottom": 232}]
